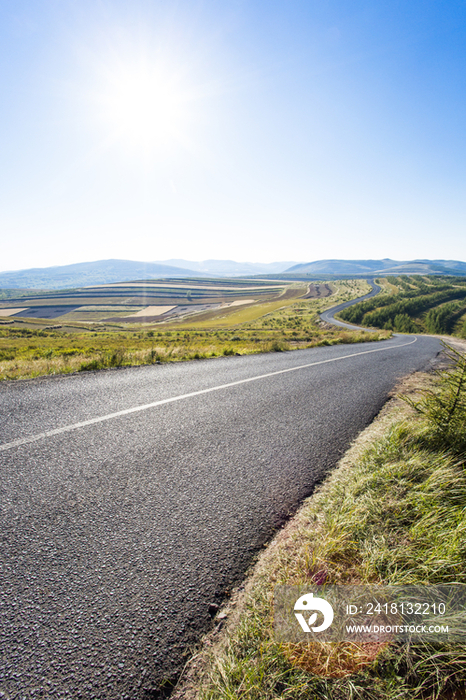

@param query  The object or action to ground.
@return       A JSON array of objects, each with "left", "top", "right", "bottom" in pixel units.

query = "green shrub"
[
  {"left": 270, "top": 340, "right": 288, "bottom": 352},
  {"left": 79, "top": 359, "right": 103, "bottom": 371},
  {"left": 107, "top": 348, "right": 126, "bottom": 367},
  {"left": 147, "top": 349, "right": 159, "bottom": 363},
  {"left": 402, "top": 343, "right": 466, "bottom": 451}
]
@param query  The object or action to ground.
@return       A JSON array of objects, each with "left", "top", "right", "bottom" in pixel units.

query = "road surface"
[{"left": 0, "top": 334, "right": 440, "bottom": 698}]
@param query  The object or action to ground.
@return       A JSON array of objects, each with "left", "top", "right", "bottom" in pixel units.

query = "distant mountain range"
[
  {"left": 286, "top": 259, "right": 466, "bottom": 276},
  {"left": 1, "top": 258, "right": 465, "bottom": 290},
  {"left": 0, "top": 260, "right": 198, "bottom": 290},
  {"left": 0, "top": 259, "right": 301, "bottom": 289},
  {"left": 160, "top": 259, "right": 299, "bottom": 276}
]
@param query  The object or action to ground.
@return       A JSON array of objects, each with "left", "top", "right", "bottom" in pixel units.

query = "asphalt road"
[
  {"left": 320, "top": 279, "right": 381, "bottom": 329},
  {"left": 0, "top": 334, "right": 441, "bottom": 698}
]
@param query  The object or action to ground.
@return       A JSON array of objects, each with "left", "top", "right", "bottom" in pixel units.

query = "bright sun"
[{"left": 98, "top": 61, "right": 190, "bottom": 153}]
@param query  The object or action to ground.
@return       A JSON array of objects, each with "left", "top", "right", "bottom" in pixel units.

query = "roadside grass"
[
  {"left": 182, "top": 344, "right": 466, "bottom": 700},
  {"left": 0, "top": 329, "right": 390, "bottom": 380}
]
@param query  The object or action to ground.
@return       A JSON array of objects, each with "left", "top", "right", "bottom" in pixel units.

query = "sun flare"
[{"left": 97, "top": 61, "right": 190, "bottom": 152}]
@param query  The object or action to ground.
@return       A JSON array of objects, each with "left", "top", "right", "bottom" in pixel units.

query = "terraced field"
[{"left": 0, "top": 278, "right": 284, "bottom": 329}]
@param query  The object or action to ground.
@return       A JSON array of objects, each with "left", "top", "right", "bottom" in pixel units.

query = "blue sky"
[{"left": 1, "top": 0, "right": 466, "bottom": 271}]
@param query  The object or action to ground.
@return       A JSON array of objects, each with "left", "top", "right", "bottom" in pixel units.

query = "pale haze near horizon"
[{"left": 1, "top": 0, "right": 466, "bottom": 273}]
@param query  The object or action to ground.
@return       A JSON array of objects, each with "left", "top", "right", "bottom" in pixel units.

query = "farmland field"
[
  {"left": 0, "top": 277, "right": 388, "bottom": 380},
  {"left": 0, "top": 278, "right": 283, "bottom": 326}
]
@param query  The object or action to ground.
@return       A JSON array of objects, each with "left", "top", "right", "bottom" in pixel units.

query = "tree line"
[{"left": 339, "top": 277, "right": 466, "bottom": 335}]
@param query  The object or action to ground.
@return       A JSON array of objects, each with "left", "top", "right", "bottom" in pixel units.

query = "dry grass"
[
  {"left": 282, "top": 640, "right": 390, "bottom": 678},
  {"left": 0, "top": 329, "right": 389, "bottom": 381}
]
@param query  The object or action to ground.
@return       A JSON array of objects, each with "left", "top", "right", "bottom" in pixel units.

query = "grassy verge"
[
  {"left": 175, "top": 343, "right": 466, "bottom": 700},
  {"left": 0, "top": 327, "right": 390, "bottom": 381}
]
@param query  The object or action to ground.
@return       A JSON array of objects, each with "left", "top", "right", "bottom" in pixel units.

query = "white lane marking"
[{"left": 1, "top": 337, "right": 417, "bottom": 453}]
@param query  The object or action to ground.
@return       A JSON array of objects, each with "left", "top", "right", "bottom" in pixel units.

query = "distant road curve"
[{"left": 320, "top": 278, "right": 381, "bottom": 330}]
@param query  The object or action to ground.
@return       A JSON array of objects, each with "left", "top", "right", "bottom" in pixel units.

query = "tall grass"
[{"left": 0, "top": 327, "right": 390, "bottom": 381}]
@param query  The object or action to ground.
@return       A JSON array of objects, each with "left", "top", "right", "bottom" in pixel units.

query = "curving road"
[
  {"left": 0, "top": 329, "right": 442, "bottom": 698},
  {"left": 320, "top": 278, "right": 381, "bottom": 330}
]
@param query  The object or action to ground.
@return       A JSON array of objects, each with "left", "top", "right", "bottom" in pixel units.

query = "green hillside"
[
  {"left": 286, "top": 259, "right": 466, "bottom": 276},
  {"left": 339, "top": 275, "right": 466, "bottom": 336}
]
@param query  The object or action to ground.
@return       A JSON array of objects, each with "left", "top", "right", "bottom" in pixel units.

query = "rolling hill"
[
  {"left": 160, "top": 259, "right": 300, "bottom": 275},
  {"left": 285, "top": 259, "right": 466, "bottom": 276},
  {"left": 3, "top": 258, "right": 466, "bottom": 291},
  {"left": 0, "top": 260, "right": 201, "bottom": 290},
  {"left": 0, "top": 259, "right": 301, "bottom": 290}
]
